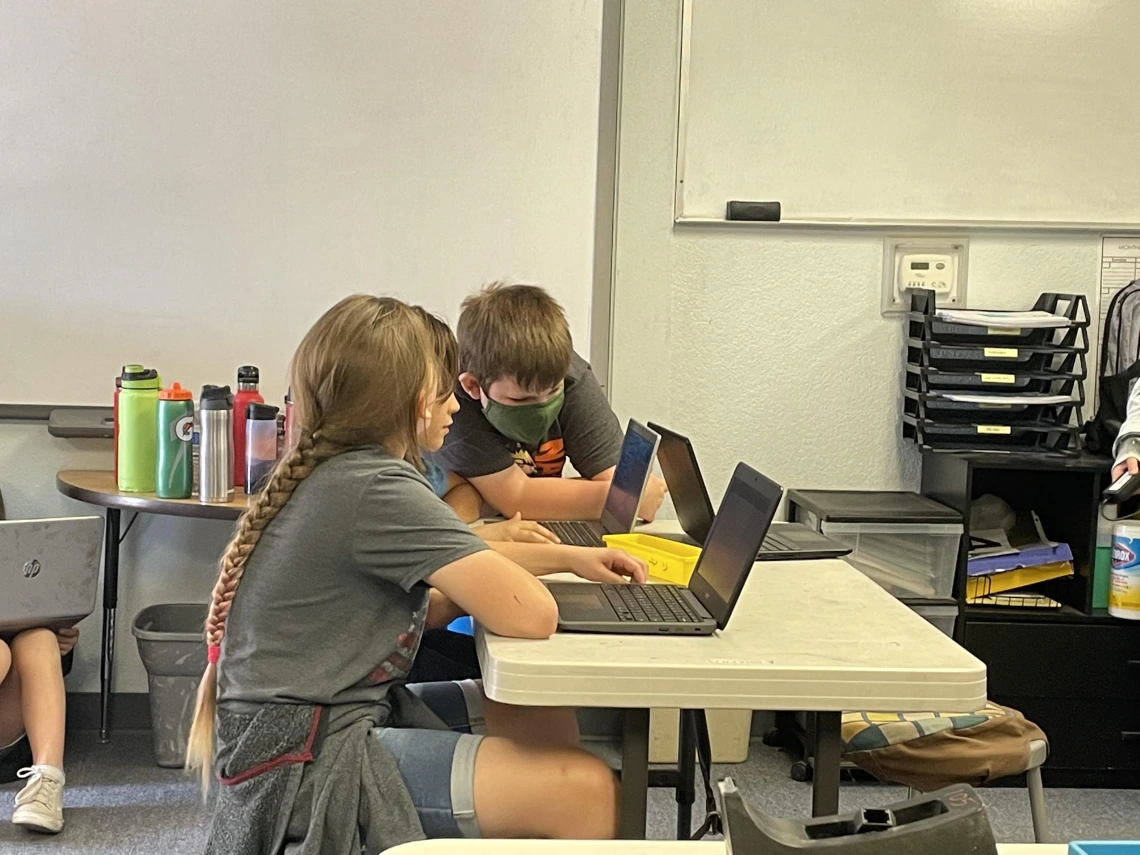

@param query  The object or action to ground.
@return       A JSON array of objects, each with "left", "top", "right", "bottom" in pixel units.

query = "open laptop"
[
  {"left": 0, "top": 516, "right": 103, "bottom": 634},
  {"left": 647, "top": 422, "right": 850, "bottom": 562},
  {"left": 547, "top": 462, "right": 779, "bottom": 635},
  {"left": 540, "top": 420, "right": 660, "bottom": 548}
]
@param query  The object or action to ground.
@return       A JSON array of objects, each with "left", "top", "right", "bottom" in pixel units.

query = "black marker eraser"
[{"left": 726, "top": 201, "right": 781, "bottom": 222}]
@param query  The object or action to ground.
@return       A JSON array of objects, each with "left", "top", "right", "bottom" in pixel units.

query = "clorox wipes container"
[{"left": 1110, "top": 521, "right": 1140, "bottom": 620}]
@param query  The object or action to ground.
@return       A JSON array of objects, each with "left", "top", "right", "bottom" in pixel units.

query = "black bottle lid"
[
  {"left": 246, "top": 402, "right": 280, "bottom": 421},
  {"left": 237, "top": 366, "right": 260, "bottom": 386},
  {"left": 120, "top": 366, "right": 158, "bottom": 382},
  {"left": 200, "top": 385, "right": 233, "bottom": 410}
]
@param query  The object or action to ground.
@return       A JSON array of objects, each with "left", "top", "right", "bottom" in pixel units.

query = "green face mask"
[{"left": 482, "top": 389, "right": 565, "bottom": 446}]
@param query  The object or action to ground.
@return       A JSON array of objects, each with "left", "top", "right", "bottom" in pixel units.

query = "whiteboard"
[
  {"left": 0, "top": 1, "right": 602, "bottom": 406},
  {"left": 676, "top": 0, "right": 1140, "bottom": 229}
]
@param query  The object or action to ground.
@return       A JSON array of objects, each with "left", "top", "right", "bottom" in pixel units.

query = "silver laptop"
[
  {"left": 539, "top": 420, "right": 661, "bottom": 548},
  {"left": 547, "top": 462, "right": 781, "bottom": 635},
  {"left": 0, "top": 517, "right": 103, "bottom": 634}
]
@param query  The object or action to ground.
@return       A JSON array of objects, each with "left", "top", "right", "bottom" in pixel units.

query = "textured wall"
[{"left": 610, "top": 0, "right": 1101, "bottom": 510}]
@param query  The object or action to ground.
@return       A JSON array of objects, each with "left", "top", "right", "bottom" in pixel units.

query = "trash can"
[{"left": 132, "top": 604, "right": 207, "bottom": 768}]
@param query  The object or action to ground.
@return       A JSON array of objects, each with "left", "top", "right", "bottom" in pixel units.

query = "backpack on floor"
[{"left": 1085, "top": 278, "right": 1140, "bottom": 454}]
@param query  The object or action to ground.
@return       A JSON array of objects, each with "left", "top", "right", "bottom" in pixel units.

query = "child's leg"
[
  {"left": 483, "top": 697, "right": 579, "bottom": 749},
  {"left": 10, "top": 629, "right": 64, "bottom": 769},
  {"left": 472, "top": 737, "right": 619, "bottom": 838},
  {"left": 0, "top": 641, "right": 23, "bottom": 748},
  {"left": 373, "top": 727, "right": 618, "bottom": 840},
  {"left": 409, "top": 679, "right": 579, "bottom": 749}
]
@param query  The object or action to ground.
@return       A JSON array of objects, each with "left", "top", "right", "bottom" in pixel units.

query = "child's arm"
[
  {"left": 427, "top": 551, "right": 558, "bottom": 639},
  {"left": 469, "top": 465, "right": 611, "bottom": 520},
  {"left": 487, "top": 543, "right": 646, "bottom": 584},
  {"left": 440, "top": 471, "right": 483, "bottom": 523}
]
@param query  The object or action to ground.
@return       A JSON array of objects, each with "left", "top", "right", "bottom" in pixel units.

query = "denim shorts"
[{"left": 371, "top": 679, "right": 487, "bottom": 838}]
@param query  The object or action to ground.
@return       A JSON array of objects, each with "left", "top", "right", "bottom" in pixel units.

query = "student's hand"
[
  {"left": 478, "top": 513, "right": 561, "bottom": 544},
  {"left": 1113, "top": 456, "right": 1140, "bottom": 482},
  {"left": 55, "top": 627, "right": 79, "bottom": 656},
  {"left": 637, "top": 475, "right": 668, "bottom": 522},
  {"left": 566, "top": 548, "right": 648, "bottom": 585}
]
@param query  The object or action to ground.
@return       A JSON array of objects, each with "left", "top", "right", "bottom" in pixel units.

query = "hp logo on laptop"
[{"left": 22, "top": 559, "right": 41, "bottom": 579}]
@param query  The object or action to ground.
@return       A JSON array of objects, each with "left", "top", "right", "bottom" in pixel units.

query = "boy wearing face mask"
[{"left": 431, "top": 282, "right": 666, "bottom": 522}]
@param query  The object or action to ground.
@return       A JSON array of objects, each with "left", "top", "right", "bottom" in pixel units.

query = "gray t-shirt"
[
  {"left": 217, "top": 449, "right": 488, "bottom": 708},
  {"left": 430, "top": 351, "right": 623, "bottom": 480}
]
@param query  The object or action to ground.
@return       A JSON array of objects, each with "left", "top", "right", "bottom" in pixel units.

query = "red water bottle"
[{"left": 232, "top": 366, "right": 264, "bottom": 489}]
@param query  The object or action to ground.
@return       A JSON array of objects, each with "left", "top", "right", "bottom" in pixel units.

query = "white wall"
[
  {"left": 0, "top": 0, "right": 603, "bottom": 406},
  {"left": 1, "top": 1, "right": 605, "bottom": 693},
  {"left": 610, "top": 0, "right": 1101, "bottom": 508}
]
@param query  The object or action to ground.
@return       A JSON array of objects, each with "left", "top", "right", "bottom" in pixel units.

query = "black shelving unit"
[{"left": 920, "top": 449, "right": 1140, "bottom": 787}]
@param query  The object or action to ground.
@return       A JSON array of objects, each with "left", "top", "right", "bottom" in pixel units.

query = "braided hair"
[{"left": 185, "top": 295, "right": 434, "bottom": 789}]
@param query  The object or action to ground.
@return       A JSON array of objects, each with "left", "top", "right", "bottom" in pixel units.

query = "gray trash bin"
[{"left": 132, "top": 604, "right": 207, "bottom": 768}]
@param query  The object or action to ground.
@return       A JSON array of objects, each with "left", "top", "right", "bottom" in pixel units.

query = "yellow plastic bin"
[
  {"left": 602, "top": 533, "right": 701, "bottom": 585},
  {"left": 603, "top": 533, "right": 752, "bottom": 763}
]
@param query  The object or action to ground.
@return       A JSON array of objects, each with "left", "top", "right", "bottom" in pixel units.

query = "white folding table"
[
  {"left": 477, "top": 525, "right": 987, "bottom": 839},
  {"left": 388, "top": 840, "right": 1062, "bottom": 854}
]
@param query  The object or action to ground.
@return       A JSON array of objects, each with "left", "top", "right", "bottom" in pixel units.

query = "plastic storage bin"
[
  {"left": 132, "top": 604, "right": 207, "bottom": 768},
  {"left": 649, "top": 709, "right": 751, "bottom": 764},
  {"left": 787, "top": 490, "right": 963, "bottom": 601},
  {"left": 909, "top": 601, "right": 958, "bottom": 637},
  {"left": 603, "top": 533, "right": 701, "bottom": 585}
]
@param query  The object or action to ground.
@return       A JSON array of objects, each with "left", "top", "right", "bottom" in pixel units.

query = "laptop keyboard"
[
  {"left": 601, "top": 584, "right": 705, "bottom": 623},
  {"left": 760, "top": 532, "right": 794, "bottom": 552},
  {"left": 543, "top": 521, "right": 604, "bottom": 547}
]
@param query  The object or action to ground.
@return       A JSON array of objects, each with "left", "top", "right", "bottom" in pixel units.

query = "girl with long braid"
[{"left": 186, "top": 295, "right": 632, "bottom": 853}]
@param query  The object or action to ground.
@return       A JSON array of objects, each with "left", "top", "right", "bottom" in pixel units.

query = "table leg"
[
  {"left": 99, "top": 508, "right": 121, "bottom": 743},
  {"left": 811, "top": 711, "right": 842, "bottom": 817},
  {"left": 676, "top": 709, "right": 696, "bottom": 839},
  {"left": 619, "top": 708, "right": 650, "bottom": 839}
]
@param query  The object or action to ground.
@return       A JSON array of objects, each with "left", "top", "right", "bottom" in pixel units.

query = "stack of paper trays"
[{"left": 903, "top": 288, "right": 1090, "bottom": 456}]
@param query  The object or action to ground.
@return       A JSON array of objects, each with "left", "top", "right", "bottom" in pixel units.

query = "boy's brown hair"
[{"left": 457, "top": 282, "right": 572, "bottom": 390}]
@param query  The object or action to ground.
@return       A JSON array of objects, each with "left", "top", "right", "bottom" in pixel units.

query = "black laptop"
[
  {"left": 646, "top": 422, "right": 850, "bottom": 561},
  {"left": 540, "top": 420, "right": 660, "bottom": 548},
  {"left": 547, "top": 462, "right": 779, "bottom": 635}
]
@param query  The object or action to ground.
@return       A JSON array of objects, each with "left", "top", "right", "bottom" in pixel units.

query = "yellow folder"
[{"left": 966, "top": 560, "right": 1073, "bottom": 602}]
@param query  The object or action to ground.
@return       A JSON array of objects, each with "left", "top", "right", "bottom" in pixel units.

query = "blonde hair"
[
  {"left": 185, "top": 295, "right": 433, "bottom": 789},
  {"left": 457, "top": 282, "right": 572, "bottom": 389},
  {"left": 411, "top": 306, "right": 458, "bottom": 399}
]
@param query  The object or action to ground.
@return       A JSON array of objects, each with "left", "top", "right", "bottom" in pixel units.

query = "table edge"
[{"left": 56, "top": 471, "right": 246, "bottom": 521}]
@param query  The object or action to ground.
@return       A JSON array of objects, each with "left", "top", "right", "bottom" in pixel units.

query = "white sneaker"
[{"left": 12, "top": 765, "right": 65, "bottom": 834}]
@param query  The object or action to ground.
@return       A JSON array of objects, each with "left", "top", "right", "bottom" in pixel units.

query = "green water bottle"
[
  {"left": 117, "top": 366, "right": 161, "bottom": 492},
  {"left": 156, "top": 383, "right": 195, "bottom": 499}
]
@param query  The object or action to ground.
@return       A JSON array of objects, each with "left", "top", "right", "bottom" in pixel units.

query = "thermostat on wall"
[
  {"left": 899, "top": 253, "right": 954, "bottom": 294},
  {"left": 881, "top": 237, "right": 968, "bottom": 314}
]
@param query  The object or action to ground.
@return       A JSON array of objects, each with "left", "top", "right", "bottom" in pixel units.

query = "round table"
[{"left": 56, "top": 470, "right": 251, "bottom": 740}]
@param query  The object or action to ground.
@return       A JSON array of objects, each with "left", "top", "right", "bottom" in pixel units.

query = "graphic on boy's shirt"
[
  {"left": 361, "top": 599, "right": 427, "bottom": 685},
  {"left": 509, "top": 437, "right": 565, "bottom": 478}
]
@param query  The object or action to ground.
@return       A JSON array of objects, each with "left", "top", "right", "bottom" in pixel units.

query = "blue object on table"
[
  {"left": 1070, "top": 843, "right": 1140, "bottom": 855},
  {"left": 448, "top": 616, "right": 474, "bottom": 636}
]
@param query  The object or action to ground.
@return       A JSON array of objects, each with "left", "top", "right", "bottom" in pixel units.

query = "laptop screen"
[
  {"left": 599, "top": 421, "right": 660, "bottom": 534},
  {"left": 651, "top": 425, "right": 715, "bottom": 544},
  {"left": 687, "top": 464, "right": 782, "bottom": 628}
]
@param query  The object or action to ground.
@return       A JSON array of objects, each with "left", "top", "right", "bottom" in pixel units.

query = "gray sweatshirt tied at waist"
[{"left": 206, "top": 687, "right": 445, "bottom": 855}]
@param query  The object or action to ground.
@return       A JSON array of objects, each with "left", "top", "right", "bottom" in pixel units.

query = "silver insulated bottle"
[{"left": 198, "top": 385, "right": 234, "bottom": 503}]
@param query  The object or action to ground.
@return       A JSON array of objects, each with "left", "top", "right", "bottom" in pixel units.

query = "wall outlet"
[{"left": 881, "top": 236, "right": 968, "bottom": 314}]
